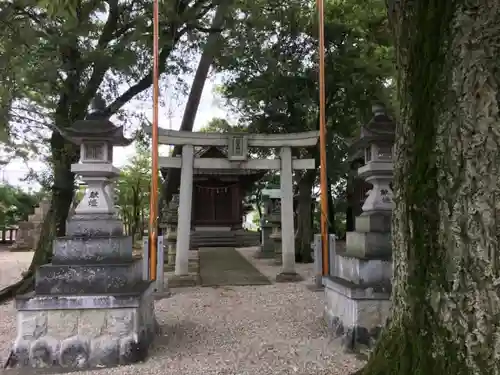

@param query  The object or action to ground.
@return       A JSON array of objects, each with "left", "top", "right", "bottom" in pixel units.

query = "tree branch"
[
  {"left": 80, "top": 0, "right": 121, "bottom": 109},
  {"left": 99, "top": 27, "right": 186, "bottom": 118}
]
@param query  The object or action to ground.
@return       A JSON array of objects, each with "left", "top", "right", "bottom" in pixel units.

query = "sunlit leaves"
[
  {"left": 0, "top": 184, "right": 42, "bottom": 228},
  {"left": 116, "top": 142, "right": 161, "bottom": 238},
  {"left": 35, "top": 0, "right": 79, "bottom": 20}
]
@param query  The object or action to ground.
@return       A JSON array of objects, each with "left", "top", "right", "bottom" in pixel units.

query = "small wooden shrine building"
[
  {"left": 161, "top": 145, "right": 265, "bottom": 248},
  {"left": 190, "top": 146, "right": 265, "bottom": 231}
]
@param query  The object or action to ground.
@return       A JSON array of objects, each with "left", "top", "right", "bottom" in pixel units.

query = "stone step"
[
  {"left": 190, "top": 230, "right": 261, "bottom": 248},
  {"left": 35, "top": 259, "right": 142, "bottom": 295},
  {"left": 66, "top": 215, "right": 123, "bottom": 237},
  {"left": 52, "top": 235, "right": 133, "bottom": 264}
]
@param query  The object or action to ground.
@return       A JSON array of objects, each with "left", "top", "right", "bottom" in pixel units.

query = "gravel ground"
[{"left": 0, "top": 246, "right": 364, "bottom": 375}]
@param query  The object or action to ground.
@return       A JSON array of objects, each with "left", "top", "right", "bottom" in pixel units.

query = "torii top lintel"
[{"left": 142, "top": 126, "right": 319, "bottom": 148}]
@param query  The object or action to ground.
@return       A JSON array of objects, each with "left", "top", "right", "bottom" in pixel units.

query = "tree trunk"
[
  {"left": 326, "top": 178, "right": 336, "bottom": 234},
  {"left": 295, "top": 170, "right": 314, "bottom": 263},
  {"left": 51, "top": 131, "right": 79, "bottom": 236},
  {"left": 131, "top": 187, "right": 140, "bottom": 240},
  {"left": 0, "top": 128, "right": 77, "bottom": 303},
  {"left": 358, "top": 2, "right": 500, "bottom": 374},
  {"left": 161, "top": 0, "right": 232, "bottom": 206}
]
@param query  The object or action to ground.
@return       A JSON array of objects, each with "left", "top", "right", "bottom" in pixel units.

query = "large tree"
[
  {"left": 357, "top": 1, "right": 500, "bottom": 374},
  {"left": 0, "top": 0, "right": 221, "bottom": 301},
  {"left": 215, "top": 0, "right": 394, "bottom": 261}
]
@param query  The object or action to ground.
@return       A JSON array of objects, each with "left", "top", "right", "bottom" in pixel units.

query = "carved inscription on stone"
[
  {"left": 228, "top": 135, "right": 248, "bottom": 161},
  {"left": 88, "top": 191, "right": 99, "bottom": 207}
]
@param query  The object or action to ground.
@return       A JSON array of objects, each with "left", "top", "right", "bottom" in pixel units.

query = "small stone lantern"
[
  {"left": 255, "top": 188, "right": 279, "bottom": 259},
  {"left": 266, "top": 193, "right": 282, "bottom": 265},
  {"left": 61, "top": 118, "right": 133, "bottom": 219},
  {"left": 164, "top": 194, "right": 179, "bottom": 271},
  {"left": 353, "top": 103, "right": 396, "bottom": 213}
]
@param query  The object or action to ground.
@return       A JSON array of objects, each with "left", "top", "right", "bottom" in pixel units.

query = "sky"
[{"left": 0, "top": 74, "right": 231, "bottom": 191}]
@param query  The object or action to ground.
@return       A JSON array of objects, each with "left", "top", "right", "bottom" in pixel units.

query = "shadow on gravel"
[
  {"left": 149, "top": 320, "right": 211, "bottom": 355},
  {"left": 2, "top": 321, "right": 210, "bottom": 375}
]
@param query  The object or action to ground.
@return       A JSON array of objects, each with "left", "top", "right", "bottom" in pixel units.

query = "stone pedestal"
[
  {"left": 268, "top": 211, "right": 282, "bottom": 265},
  {"left": 7, "top": 118, "right": 156, "bottom": 370},
  {"left": 255, "top": 221, "right": 274, "bottom": 258},
  {"left": 161, "top": 195, "right": 178, "bottom": 272},
  {"left": 323, "top": 103, "right": 394, "bottom": 351}
]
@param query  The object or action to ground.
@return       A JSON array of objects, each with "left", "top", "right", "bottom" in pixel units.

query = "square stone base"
[
  {"left": 253, "top": 247, "right": 275, "bottom": 259},
  {"left": 7, "top": 282, "right": 156, "bottom": 369},
  {"left": 276, "top": 272, "right": 303, "bottom": 283},
  {"left": 167, "top": 274, "right": 200, "bottom": 288},
  {"left": 331, "top": 255, "right": 392, "bottom": 285},
  {"left": 9, "top": 244, "right": 33, "bottom": 252},
  {"left": 323, "top": 276, "right": 390, "bottom": 351},
  {"left": 345, "top": 231, "right": 391, "bottom": 258}
]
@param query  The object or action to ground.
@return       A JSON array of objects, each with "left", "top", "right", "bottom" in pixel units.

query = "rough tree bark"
[
  {"left": 357, "top": 1, "right": 500, "bottom": 374},
  {"left": 327, "top": 177, "right": 336, "bottom": 234},
  {"left": 295, "top": 170, "right": 315, "bottom": 263}
]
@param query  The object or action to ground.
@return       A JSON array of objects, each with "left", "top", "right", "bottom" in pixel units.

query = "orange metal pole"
[
  {"left": 317, "top": 0, "right": 329, "bottom": 276},
  {"left": 149, "top": 0, "right": 160, "bottom": 281}
]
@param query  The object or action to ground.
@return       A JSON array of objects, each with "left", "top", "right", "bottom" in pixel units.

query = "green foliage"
[
  {"left": 198, "top": 118, "right": 247, "bottom": 133},
  {"left": 215, "top": 0, "right": 395, "bottom": 179},
  {"left": 0, "top": 0, "right": 221, "bottom": 181},
  {"left": 116, "top": 143, "right": 160, "bottom": 239},
  {"left": 0, "top": 184, "right": 42, "bottom": 228}
]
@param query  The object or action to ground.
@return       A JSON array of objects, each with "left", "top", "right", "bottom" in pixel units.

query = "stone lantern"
[
  {"left": 66, "top": 118, "right": 131, "bottom": 221},
  {"left": 255, "top": 188, "right": 279, "bottom": 259},
  {"left": 8, "top": 117, "right": 157, "bottom": 370},
  {"left": 163, "top": 194, "right": 179, "bottom": 271},
  {"left": 357, "top": 103, "right": 395, "bottom": 214},
  {"left": 322, "top": 103, "right": 395, "bottom": 351},
  {"left": 267, "top": 194, "right": 282, "bottom": 265}
]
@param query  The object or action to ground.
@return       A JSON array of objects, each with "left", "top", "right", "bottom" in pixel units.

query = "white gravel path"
[{"left": 0, "top": 246, "right": 364, "bottom": 375}]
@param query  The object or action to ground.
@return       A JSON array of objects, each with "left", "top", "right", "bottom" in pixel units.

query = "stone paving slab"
[{"left": 199, "top": 247, "right": 271, "bottom": 287}]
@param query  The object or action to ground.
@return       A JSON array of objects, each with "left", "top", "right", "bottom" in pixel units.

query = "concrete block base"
[
  {"left": 323, "top": 276, "right": 390, "bottom": 351},
  {"left": 168, "top": 274, "right": 200, "bottom": 288},
  {"left": 164, "top": 263, "right": 175, "bottom": 272},
  {"left": 254, "top": 248, "right": 275, "bottom": 259},
  {"left": 355, "top": 212, "right": 391, "bottom": 233},
  {"left": 9, "top": 245, "right": 32, "bottom": 252},
  {"left": 7, "top": 283, "right": 156, "bottom": 369},
  {"left": 276, "top": 272, "right": 303, "bottom": 283},
  {"left": 345, "top": 231, "right": 391, "bottom": 258},
  {"left": 331, "top": 254, "right": 392, "bottom": 285}
]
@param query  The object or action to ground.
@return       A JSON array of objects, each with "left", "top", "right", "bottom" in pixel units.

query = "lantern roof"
[
  {"left": 61, "top": 113, "right": 133, "bottom": 146},
  {"left": 351, "top": 103, "right": 395, "bottom": 151}
]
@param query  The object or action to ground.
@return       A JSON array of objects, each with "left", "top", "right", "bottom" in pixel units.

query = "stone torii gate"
[{"left": 145, "top": 127, "right": 319, "bottom": 282}]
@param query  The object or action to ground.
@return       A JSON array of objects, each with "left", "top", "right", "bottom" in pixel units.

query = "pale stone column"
[
  {"left": 175, "top": 144, "right": 194, "bottom": 276},
  {"left": 276, "top": 146, "right": 301, "bottom": 282}
]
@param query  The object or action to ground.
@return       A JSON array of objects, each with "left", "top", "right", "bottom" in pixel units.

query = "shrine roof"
[{"left": 194, "top": 145, "right": 227, "bottom": 158}]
